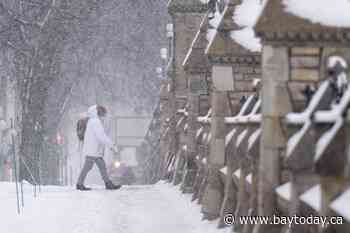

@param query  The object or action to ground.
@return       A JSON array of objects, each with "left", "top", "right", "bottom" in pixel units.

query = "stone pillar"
[
  {"left": 181, "top": 92, "right": 200, "bottom": 193},
  {"left": 168, "top": 0, "right": 205, "bottom": 186},
  {"left": 172, "top": 147, "right": 185, "bottom": 185},
  {"left": 168, "top": 70, "right": 178, "bottom": 183},
  {"left": 243, "top": 146, "right": 260, "bottom": 233},
  {"left": 254, "top": 46, "right": 292, "bottom": 233},
  {"left": 198, "top": 141, "right": 210, "bottom": 204},
  {"left": 219, "top": 142, "right": 238, "bottom": 228},
  {"left": 159, "top": 81, "right": 171, "bottom": 180},
  {"left": 234, "top": 138, "right": 251, "bottom": 232},
  {"left": 201, "top": 90, "right": 227, "bottom": 220}
]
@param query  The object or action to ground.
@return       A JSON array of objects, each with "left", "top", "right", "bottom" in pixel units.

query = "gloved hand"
[{"left": 111, "top": 145, "right": 119, "bottom": 154}]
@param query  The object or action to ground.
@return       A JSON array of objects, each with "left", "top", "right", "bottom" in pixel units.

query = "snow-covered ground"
[{"left": 1, "top": 181, "right": 230, "bottom": 233}]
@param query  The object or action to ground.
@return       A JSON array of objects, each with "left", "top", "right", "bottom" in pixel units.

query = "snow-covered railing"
[
  {"left": 225, "top": 128, "right": 237, "bottom": 147},
  {"left": 285, "top": 81, "right": 330, "bottom": 125},
  {"left": 224, "top": 95, "right": 260, "bottom": 148},
  {"left": 177, "top": 108, "right": 189, "bottom": 116},
  {"left": 313, "top": 85, "right": 350, "bottom": 163},
  {"left": 279, "top": 80, "right": 331, "bottom": 216},
  {"left": 285, "top": 81, "right": 331, "bottom": 158},
  {"left": 225, "top": 96, "right": 261, "bottom": 125},
  {"left": 194, "top": 123, "right": 211, "bottom": 179},
  {"left": 282, "top": 56, "right": 350, "bottom": 221},
  {"left": 196, "top": 126, "right": 203, "bottom": 139},
  {"left": 197, "top": 108, "right": 212, "bottom": 124},
  {"left": 223, "top": 92, "right": 262, "bottom": 212},
  {"left": 286, "top": 80, "right": 350, "bottom": 162},
  {"left": 176, "top": 116, "right": 185, "bottom": 129},
  {"left": 247, "top": 127, "right": 261, "bottom": 152}
]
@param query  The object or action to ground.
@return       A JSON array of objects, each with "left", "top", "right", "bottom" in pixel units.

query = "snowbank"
[{"left": 1, "top": 181, "right": 233, "bottom": 233}]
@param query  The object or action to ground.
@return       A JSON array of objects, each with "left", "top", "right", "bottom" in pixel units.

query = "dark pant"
[{"left": 77, "top": 156, "right": 111, "bottom": 185}]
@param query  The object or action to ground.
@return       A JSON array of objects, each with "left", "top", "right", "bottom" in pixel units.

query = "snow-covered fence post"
[
  {"left": 200, "top": 0, "right": 239, "bottom": 222},
  {"left": 167, "top": 0, "right": 207, "bottom": 186},
  {"left": 196, "top": 116, "right": 211, "bottom": 204},
  {"left": 172, "top": 107, "right": 188, "bottom": 185},
  {"left": 232, "top": 96, "right": 262, "bottom": 233},
  {"left": 180, "top": 94, "right": 199, "bottom": 193},
  {"left": 255, "top": 45, "right": 291, "bottom": 233},
  {"left": 201, "top": 87, "right": 228, "bottom": 220},
  {"left": 283, "top": 79, "right": 332, "bottom": 233},
  {"left": 182, "top": 14, "right": 211, "bottom": 194},
  {"left": 159, "top": 80, "right": 172, "bottom": 180},
  {"left": 244, "top": 118, "right": 261, "bottom": 233}
]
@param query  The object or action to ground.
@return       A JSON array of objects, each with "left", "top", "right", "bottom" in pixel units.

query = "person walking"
[{"left": 76, "top": 105, "right": 121, "bottom": 191}]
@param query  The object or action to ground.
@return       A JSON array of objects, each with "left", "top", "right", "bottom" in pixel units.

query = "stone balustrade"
[{"left": 159, "top": 1, "right": 350, "bottom": 233}]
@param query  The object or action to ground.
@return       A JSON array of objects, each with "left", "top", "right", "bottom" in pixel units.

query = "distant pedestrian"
[{"left": 76, "top": 105, "right": 121, "bottom": 191}]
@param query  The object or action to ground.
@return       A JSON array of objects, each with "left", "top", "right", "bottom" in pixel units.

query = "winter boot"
[
  {"left": 76, "top": 184, "right": 92, "bottom": 191},
  {"left": 105, "top": 181, "right": 122, "bottom": 190}
]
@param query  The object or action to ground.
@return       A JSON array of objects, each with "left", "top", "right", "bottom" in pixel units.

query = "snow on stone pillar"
[
  {"left": 201, "top": 65, "right": 231, "bottom": 220},
  {"left": 254, "top": 46, "right": 292, "bottom": 233}
]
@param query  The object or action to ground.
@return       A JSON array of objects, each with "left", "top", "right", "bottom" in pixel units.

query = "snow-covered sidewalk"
[{"left": 1, "top": 181, "right": 229, "bottom": 233}]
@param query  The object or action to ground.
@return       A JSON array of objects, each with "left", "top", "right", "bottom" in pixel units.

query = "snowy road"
[{"left": 1, "top": 182, "right": 229, "bottom": 233}]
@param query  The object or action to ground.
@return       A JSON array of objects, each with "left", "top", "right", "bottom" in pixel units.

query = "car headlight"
[{"left": 114, "top": 160, "right": 121, "bottom": 168}]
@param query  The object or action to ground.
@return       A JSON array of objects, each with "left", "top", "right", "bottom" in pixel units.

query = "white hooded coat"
[{"left": 82, "top": 105, "right": 114, "bottom": 157}]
